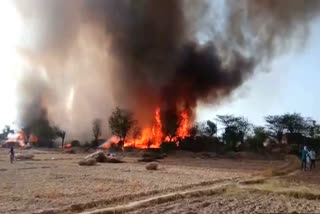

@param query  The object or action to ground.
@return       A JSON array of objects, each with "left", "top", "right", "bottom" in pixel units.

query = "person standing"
[
  {"left": 309, "top": 149, "right": 316, "bottom": 169},
  {"left": 301, "top": 146, "right": 308, "bottom": 171},
  {"left": 9, "top": 147, "right": 14, "bottom": 164},
  {"left": 306, "top": 148, "right": 311, "bottom": 169}
]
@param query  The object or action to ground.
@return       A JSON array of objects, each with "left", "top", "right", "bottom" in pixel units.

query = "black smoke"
[{"left": 12, "top": 0, "right": 320, "bottom": 138}]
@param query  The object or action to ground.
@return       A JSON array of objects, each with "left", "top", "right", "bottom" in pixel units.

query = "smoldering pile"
[{"left": 12, "top": 0, "right": 320, "bottom": 139}]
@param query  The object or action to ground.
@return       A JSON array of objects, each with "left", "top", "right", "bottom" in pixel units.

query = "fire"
[
  {"left": 65, "top": 143, "right": 72, "bottom": 148},
  {"left": 175, "top": 109, "right": 190, "bottom": 145},
  {"left": 122, "top": 107, "right": 190, "bottom": 149},
  {"left": 101, "top": 136, "right": 120, "bottom": 149},
  {"left": 151, "top": 107, "right": 163, "bottom": 148},
  {"left": 29, "top": 135, "right": 39, "bottom": 143},
  {"left": 6, "top": 131, "right": 38, "bottom": 147}
]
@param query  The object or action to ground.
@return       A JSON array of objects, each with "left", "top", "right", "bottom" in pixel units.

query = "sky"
[
  {"left": 0, "top": 0, "right": 21, "bottom": 130},
  {"left": 0, "top": 1, "right": 319, "bottom": 130},
  {"left": 197, "top": 17, "right": 320, "bottom": 126}
]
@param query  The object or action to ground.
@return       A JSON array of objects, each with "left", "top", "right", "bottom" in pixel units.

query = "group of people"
[{"left": 301, "top": 146, "right": 316, "bottom": 171}]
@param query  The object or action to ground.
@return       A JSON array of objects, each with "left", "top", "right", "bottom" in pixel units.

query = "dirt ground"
[
  {"left": 128, "top": 191, "right": 320, "bottom": 214},
  {"left": 0, "top": 148, "right": 319, "bottom": 214}
]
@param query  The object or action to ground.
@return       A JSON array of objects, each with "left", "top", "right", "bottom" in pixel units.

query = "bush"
[
  {"left": 82, "top": 141, "right": 91, "bottom": 148},
  {"left": 179, "top": 136, "right": 222, "bottom": 153},
  {"left": 109, "top": 142, "right": 123, "bottom": 152},
  {"left": 36, "top": 140, "right": 55, "bottom": 148},
  {"left": 246, "top": 136, "right": 265, "bottom": 152},
  {"left": 71, "top": 140, "right": 80, "bottom": 147},
  {"left": 161, "top": 141, "right": 177, "bottom": 153}
]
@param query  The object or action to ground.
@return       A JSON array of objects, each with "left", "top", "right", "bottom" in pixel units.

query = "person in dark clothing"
[
  {"left": 9, "top": 147, "right": 14, "bottom": 164},
  {"left": 301, "top": 146, "right": 308, "bottom": 171}
]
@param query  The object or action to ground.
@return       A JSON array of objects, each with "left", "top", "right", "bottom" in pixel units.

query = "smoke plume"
[{"left": 12, "top": 0, "right": 320, "bottom": 139}]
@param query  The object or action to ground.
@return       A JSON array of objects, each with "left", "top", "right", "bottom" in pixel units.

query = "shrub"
[
  {"left": 161, "top": 141, "right": 177, "bottom": 153},
  {"left": 71, "top": 140, "right": 80, "bottom": 147},
  {"left": 179, "top": 136, "right": 222, "bottom": 153}
]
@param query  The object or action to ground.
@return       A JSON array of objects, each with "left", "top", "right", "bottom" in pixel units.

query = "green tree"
[
  {"left": 304, "top": 119, "right": 320, "bottom": 138},
  {"left": 265, "top": 115, "right": 284, "bottom": 141},
  {"left": 246, "top": 126, "right": 268, "bottom": 152},
  {"left": 109, "top": 107, "right": 136, "bottom": 142},
  {"left": 265, "top": 113, "right": 310, "bottom": 140},
  {"left": 0, "top": 125, "right": 14, "bottom": 140},
  {"left": 217, "top": 115, "right": 251, "bottom": 151},
  {"left": 205, "top": 120, "right": 217, "bottom": 137}
]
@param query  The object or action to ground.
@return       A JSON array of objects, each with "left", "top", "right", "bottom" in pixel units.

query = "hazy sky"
[{"left": 197, "top": 18, "right": 320, "bottom": 126}]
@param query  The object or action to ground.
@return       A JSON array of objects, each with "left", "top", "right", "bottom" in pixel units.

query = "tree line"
[
  {"left": 104, "top": 108, "right": 320, "bottom": 154},
  {"left": 1, "top": 107, "right": 319, "bottom": 154}
]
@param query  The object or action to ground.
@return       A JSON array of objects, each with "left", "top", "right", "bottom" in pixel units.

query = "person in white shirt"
[
  {"left": 309, "top": 149, "right": 316, "bottom": 169},
  {"left": 306, "top": 148, "right": 311, "bottom": 169}
]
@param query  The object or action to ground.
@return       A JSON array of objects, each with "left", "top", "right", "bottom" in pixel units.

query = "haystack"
[
  {"left": 78, "top": 158, "right": 96, "bottom": 166},
  {"left": 146, "top": 162, "right": 159, "bottom": 170},
  {"left": 85, "top": 151, "right": 123, "bottom": 163},
  {"left": 15, "top": 153, "right": 34, "bottom": 160}
]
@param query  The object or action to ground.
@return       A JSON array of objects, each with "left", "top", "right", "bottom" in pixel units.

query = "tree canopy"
[
  {"left": 92, "top": 119, "right": 102, "bottom": 147},
  {"left": 205, "top": 120, "right": 217, "bottom": 137},
  {"left": 0, "top": 125, "right": 14, "bottom": 140},
  {"left": 108, "top": 107, "right": 136, "bottom": 141},
  {"left": 217, "top": 115, "right": 251, "bottom": 151},
  {"left": 265, "top": 113, "right": 311, "bottom": 140}
]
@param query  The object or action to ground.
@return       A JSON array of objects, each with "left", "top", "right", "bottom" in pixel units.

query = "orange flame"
[
  {"left": 151, "top": 107, "right": 163, "bottom": 148},
  {"left": 29, "top": 135, "right": 39, "bottom": 143},
  {"left": 101, "top": 136, "right": 120, "bottom": 149},
  {"left": 176, "top": 110, "right": 190, "bottom": 138},
  {"left": 122, "top": 107, "right": 190, "bottom": 149},
  {"left": 6, "top": 131, "right": 39, "bottom": 147},
  {"left": 65, "top": 143, "right": 72, "bottom": 148}
]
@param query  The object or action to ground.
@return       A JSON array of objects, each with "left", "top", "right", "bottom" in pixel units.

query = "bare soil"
[
  {"left": 0, "top": 148, "right": 319, "bottom": 214},
  {"left": 128, "top": 191, "right": 320, "bottom": 214}
]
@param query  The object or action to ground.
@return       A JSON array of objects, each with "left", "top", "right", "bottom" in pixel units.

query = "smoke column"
[{"left": 11, "top": 0, "right": 320, "bottom": 139}]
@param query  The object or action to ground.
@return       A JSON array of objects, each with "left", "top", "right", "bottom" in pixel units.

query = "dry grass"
[
  {"left": 34, "top": 188, "right": 68, "bottom": 199},
  {"left": 246, "top": 179, "right": 320, "bottom": 199},
  {"left": 258, "top": 155, "right": 300, "bottom": 177},
  {"left": 80, "top": 185, "right": 228, "bottom": 214},
  {"left": 0, "top": 149, "right": 288, "bottom": 214}
]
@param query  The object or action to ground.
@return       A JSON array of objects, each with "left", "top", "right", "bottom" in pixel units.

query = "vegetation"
[
  {"left": 246, "top": 126, "right": 268, "bottom": 152},
  {"left": 54, "top": 127, "right": 66, "bottom": 147},
  {"left": 217, "top": 115, "right": 251, "bottom": 151},
  {"left": 162, "top": 110, "right": 179, "bottom": 141},
  {"left": 92, "top": 119, "right": 102, "bottom": 147},
  {"left": 108, "top": 107, "right": 136, "bottom": 142},
  {"left": 0, "top": 125, "right": 14, "bottom": 140},
  {"left": 27, "top": 116, "right": 58, "bottom": 147},
  {"left": 132, "top": 126, "right": 142, "bottom": 143},
  {"left": 7, "top": 106, "right": 319, "bottom": 154},
  {"left": 205, "top": 120, "right": 217, "bottom": 137}
]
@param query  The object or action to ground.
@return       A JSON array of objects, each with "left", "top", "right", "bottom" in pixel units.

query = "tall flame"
[
  {"left": 120, "top": 107, "right": 190, "bottom": 149},
  {"left": 151, "top": 107, "right": 163, "bottom": 148},
  {"left": 176, "top": 110, "right": 190, "bottom": 139}
]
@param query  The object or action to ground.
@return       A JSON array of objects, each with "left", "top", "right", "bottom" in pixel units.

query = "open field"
[{"left": 0, "top": 148, "right": 320, "bottom": 214}]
